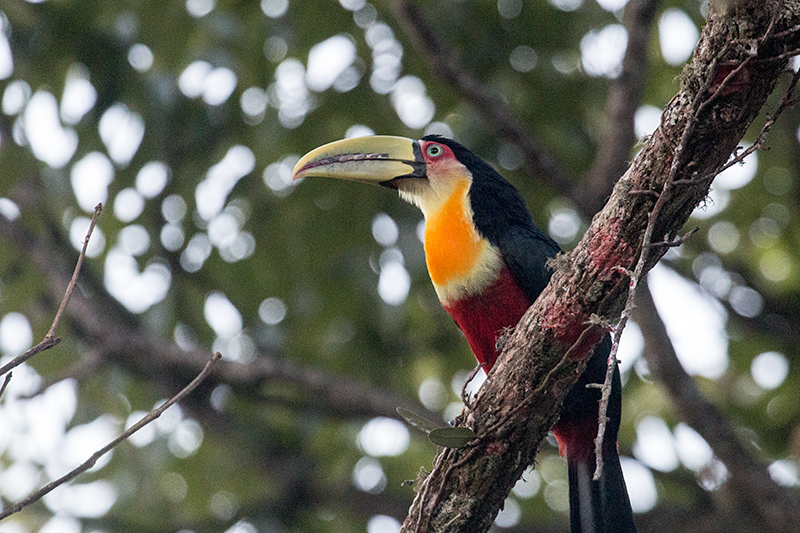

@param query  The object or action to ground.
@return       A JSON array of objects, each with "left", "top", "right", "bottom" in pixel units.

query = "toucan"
[{"left": 293, "top": 135, "right": 636, "bottom": 532}]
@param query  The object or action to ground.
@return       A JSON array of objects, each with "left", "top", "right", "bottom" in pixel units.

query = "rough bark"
[{"left": 402, "top": 2, "right": 800, "bottom": 531}]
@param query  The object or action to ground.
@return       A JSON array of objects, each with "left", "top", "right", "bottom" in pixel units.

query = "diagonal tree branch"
[
  {"left": 0, "top": 203, "right": 102, "bottom": 379},
  {"left": 402, "top": 3, "right": 800, "bottom": 530},
  {"left": 0, "top": 352, "right": 220, "bottom": 521},
  {"left": 389, "top": 0, "right": 800, "bottom": 527},
  {"left": 634, "top": 279, "right": 800, "bottom": 529},
  {"left": 581, "top": 0, "right": 661, "bottom": 213},
  {"left": 386, "top": 0, "right": 582, "bottom": 208}
]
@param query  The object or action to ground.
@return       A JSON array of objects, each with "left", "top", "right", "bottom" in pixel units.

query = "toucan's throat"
[
  {"left": 423, "top": 181, "right": 478, "bottom": 285},
  {"left": 421, "top": 181, "right": 502, "bottom": 303}
]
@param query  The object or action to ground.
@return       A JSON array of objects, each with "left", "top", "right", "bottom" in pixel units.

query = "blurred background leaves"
[{"left": 0, "top": 0, "right": 798, "bottom": 532}]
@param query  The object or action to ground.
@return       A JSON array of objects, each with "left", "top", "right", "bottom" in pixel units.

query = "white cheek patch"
[{"left": 397, "top": 188, "right": 422, "bottom": 208}]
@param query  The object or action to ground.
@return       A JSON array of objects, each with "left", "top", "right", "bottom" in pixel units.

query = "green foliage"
[{"left": 0, "top": 0, "right": 798, "bottom": 532}]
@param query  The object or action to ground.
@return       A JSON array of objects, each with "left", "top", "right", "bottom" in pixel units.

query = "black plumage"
[{"left": 421, "top": 134, "right": 636, "bottom": 533}]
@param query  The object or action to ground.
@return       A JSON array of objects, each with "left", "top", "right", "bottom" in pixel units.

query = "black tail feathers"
[
  {"left": 560, "top": 335, "right": 637, "bottom": 533},
  {"left": 567, "top": 445, "right": 637, "bottom": 533}
]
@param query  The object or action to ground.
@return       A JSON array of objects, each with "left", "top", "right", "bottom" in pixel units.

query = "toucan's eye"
[{"left": 426, "top": 144, "right": 443, "bottom": 157}]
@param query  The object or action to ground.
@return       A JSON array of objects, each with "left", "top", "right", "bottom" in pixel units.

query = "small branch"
[
  {"left": 0, "top": 372, "right": 12, "bottom": 400},
  {"left": 0, "top": 203, "right": 102, "bottom": 378},
  {"left": 672, "top": 175, "right": 716, "bottom": 186},
  {"left": 629, "top": 189, "right": 661, "bottom": 198},
  {"left": 761, "top": 46, "right": 800, "bottom": 62},
  {"left": 593, "top": 118, "right": 682, "bottom": 478},
  {"left": 714, "top": 68, "right": 800, "bottom": 176},
  {"left": 643, "top": 227, "right": 699, "bottom": 249},
  {"left": 0, "top": 352, "right": 221, "bottom": 521},
  {"left": 0, "top": 337, "right": 61, "bottom": 379},
  {"left": 771, "top": 23, "right": 800, "bottom": 40},
  {"left": 46, "top": 203, "right": 101, "bottom": 340},
  {"left": 460, "top": 362, "right": 487, "bottom": 408}
]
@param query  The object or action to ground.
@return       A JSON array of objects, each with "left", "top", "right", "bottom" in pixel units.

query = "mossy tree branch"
[{"left": 402, "top": 2, "right": 800, "bottom": 531}]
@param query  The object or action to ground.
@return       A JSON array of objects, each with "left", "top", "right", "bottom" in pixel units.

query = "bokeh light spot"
[
  {"left": 357, "top": 417, "right": 410, "bottom": 457},
  {"left": 751, "top": 351, "right": 789, "bottom": 390}
]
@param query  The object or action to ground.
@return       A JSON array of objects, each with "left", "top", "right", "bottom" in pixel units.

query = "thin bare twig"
[
  {"left": 771, "top": 22, "right": 800, "bottom": 40},
  {"left": 643, "top": 227, "right": 699, "bottom": 249},
  {"left": 592, "top": 183, "right": 670, "bottom": 480},
  {"left": 0, "top": 373, "right": 11, "bottom": 401},
  {"left": 592, "top": 36, "right": 745, "bottom": 480},
  {"left": 0, "top": 203, "right": 102, "bottom": 379},
  {"left": 46, "top": 203, "right": 102, "bottom": 340},
  {"left": 593, "top": 23, "right": 800, "bottom": 480},
  {"left": 0, "top": 352, "right": 221, "bottom": 521},
  {"left": 713, "top": 68, "right": 800, "bottom": 176},
  {"left": 460, "top": 362, "right": 487, "bottom": 408},
  {"left": 0, "top": 338, "right": 60, "bottom": 382}
]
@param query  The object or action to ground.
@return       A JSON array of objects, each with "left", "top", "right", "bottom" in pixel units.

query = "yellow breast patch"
[{"left": 423, "top": 181, "right": 499, "bottom": 296}]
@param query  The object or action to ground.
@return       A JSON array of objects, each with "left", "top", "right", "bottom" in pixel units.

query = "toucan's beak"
[{"left": 292, "top": 136, "right": 426, "bottom": 187}]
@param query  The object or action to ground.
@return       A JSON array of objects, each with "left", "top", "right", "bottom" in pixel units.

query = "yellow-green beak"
[{"left": 292, "top": 135, "right": 426, "bottom": 186}]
